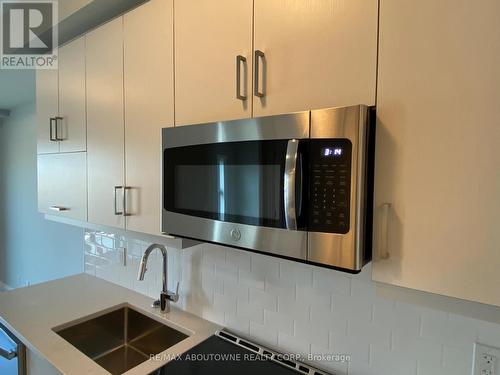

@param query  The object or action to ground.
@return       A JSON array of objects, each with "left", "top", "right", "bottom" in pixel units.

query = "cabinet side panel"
[{"left": 374, "top": 0, "right": 500, "bottom": 306}]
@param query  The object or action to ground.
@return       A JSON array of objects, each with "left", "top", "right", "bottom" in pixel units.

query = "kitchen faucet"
[{"left": 137, "top": 244, "right": 179, "bottom": 312}]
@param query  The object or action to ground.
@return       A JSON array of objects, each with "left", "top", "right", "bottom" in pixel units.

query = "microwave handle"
[{"left": 284, "top": 140, "right": 299, "bottom": 230}]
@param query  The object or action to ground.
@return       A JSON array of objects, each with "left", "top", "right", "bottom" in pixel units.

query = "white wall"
[
  {"left": 0, "top": 104, "right": 84, "bottom": 288},
  {"left": 84, "top": 229, "right": 500, "bottom": 375}
]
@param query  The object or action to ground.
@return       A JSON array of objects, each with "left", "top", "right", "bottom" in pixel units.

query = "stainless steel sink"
[{"left": 54, "top": 306, "right": 188, "bottom": 375}]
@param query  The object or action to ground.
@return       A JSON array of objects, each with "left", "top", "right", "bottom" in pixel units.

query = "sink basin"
[{"left": 54, "top": 306, "right": 188, "bottom": 374}]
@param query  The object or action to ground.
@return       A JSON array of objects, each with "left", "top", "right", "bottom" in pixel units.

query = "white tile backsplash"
[{"left": 84, "top": 229, "right": 500, "bottom": 375}]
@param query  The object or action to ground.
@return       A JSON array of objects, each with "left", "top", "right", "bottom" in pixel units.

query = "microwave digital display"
[{"left": 321, "top": 147, "right": 343, "bottom": 157}]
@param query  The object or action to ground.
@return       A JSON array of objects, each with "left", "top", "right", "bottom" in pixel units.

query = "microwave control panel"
[{"left": 309, "top": 139, "right": 352, "bottom": 234}]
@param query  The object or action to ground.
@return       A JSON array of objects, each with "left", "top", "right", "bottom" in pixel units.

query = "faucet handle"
[{"left": 167, "top": 281, "right": 180, "bottom": 303}]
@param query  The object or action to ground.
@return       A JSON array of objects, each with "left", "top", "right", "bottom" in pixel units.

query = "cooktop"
[{"left": 150, "top": 330, "right": 330, "bottom": 375}]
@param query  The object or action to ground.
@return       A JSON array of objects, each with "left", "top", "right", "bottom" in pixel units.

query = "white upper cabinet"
[
  {"left": 86, "top": 17, "right": 125, "bottom": 229},
  {"left": 174, "top": 0, "right": 253, "bottom": 125},
  {"left": 38, "top": 153, "right": 87, "bottom": 221},
  {"left": 253, "top": 0, "right": 378, "bottom": 117},
  {"left": 124, "top": 0, "right": 174, "bottom": 235},
  {"left": 58, "top": 37, "right": 86, "bottom": 153},
  {"left": 36, "top": 37, "right": 86, "bottom": 154},
  {"left": 373, "top": 0, "right": 500, "bottom": 306},
  {"left": 36, "top": 69, "right": 59, "bottom": 154}
]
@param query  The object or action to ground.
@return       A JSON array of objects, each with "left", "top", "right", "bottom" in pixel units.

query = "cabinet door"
[
  {"left": 58, "top": 37, "right": 86, "bottom": 153},
  {"left": 36, "top": 69, "right": 59, "bottom": 154},
  {"left": 27, "top": 348, "right": 62, "bottom": 375},
  {"left": 175, "top": 0, "right": 253, "bottom": 125},
  {"left": 86, "top": 18, "right": 125, "bottom": 229},
  {"left": 124, "top": 0, "right": 174, "bottom": 235},
  {"left": 253, "top": 0, "right": 378, "bottom": 116},
  {"left": 38, "top": 153, "right": 87, "bottom": 221},
  {"left": 373, "top": 0, "right": 500, "bottom": 306}
]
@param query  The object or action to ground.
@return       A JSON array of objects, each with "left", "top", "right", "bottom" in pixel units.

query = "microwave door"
[{"left": 163, "top": 139, "right": 308, "bottom": 260}]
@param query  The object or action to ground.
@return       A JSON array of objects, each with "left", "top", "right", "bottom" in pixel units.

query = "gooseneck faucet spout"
[{"left": 137, "top": 244, "right": 179, "bottom": 312}]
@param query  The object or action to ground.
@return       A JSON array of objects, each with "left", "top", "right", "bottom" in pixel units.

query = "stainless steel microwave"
[{"left": 162, "top": 105, "right": 375, "bottom": 273}]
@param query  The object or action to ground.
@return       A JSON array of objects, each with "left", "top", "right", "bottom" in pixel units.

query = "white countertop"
[{"left": 0, "top": 274, "right": 221, "bottom": 375}]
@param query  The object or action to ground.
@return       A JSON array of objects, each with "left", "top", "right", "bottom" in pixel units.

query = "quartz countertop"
[{"left": 0, "top": 273, "right": 221, "bottom": 375}]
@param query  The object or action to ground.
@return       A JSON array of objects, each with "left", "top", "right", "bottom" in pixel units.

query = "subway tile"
[
  {"left": 264, "top": 309, "right": 294, "bottom": 336},
  {"left": 200, "top": 269, "right": 224, "bottom": 295},
  {"left": 202, "top": 244, "right": 226, "bottom": 268},
  {"left": 330, "top": 331, "right": 370, "bottom": 364},
  {"left": 310, "top": 305, "right": 347, "bottom": 335},
  {"left": 214, "top": 263, "right": 238, "bottom": 283},
  {"left": 295, "top": 318, "right": 329, "bottom": 348},
  {"left": 367, "top": 344, "right": 418, "bottom": 375},
  {"left": 348, "top": 318, "right": 391, "bottom": 351},
  {"left": 442, "top": 344, "right": 472, "bottom": 375},
  {"left": 265, "top": 275, "right": 295, "bottom": 301},
  {"left": 250, "top": 321, "right": 278, "bottom": 348},
  {"left": 226, "top": 249, "right": 252, "bottom": 272},
  {"left": 213, "top": 292, "right": 237, "bottom": 315},
  {"left": 223, "top": 280, "right": 249, "bottom": 302},
  {"left": 83, "top": 230, "right": 500, "bottom": 375},
  {"left": 251, "top": 254, "right": 280, "bottom": 279},
  {"left": 421, "top": 310, "right": 478, "bottom": 349},
  {"left": 224, "top": 312, "right": 250, "bottom": 336},
  {"left": 278, "top": 332, "right": 311, "bottom": 357},
  {"left": 249, "top": 288, "right": 277, "bottom": 312},
  {"left": 313, "top": 267, "right": 351, "bottom": 297},
  {"left": 296, "top": 284, "right": 332, "bottom": 311},
  {"left": 332, "top": 294, "right": 372, "bottom": 322},
  {"left": 392, "top": 333, "right": 443, "bottom": 365},
  {"left": 237, "top": 299, "right": 264, "bottom": 324},
  {"left": 476, "top": 318, "right": 500, "bottom": 347},
  {"left": 238, "top": 269, "right": 266, "bottom": 290},
  {"left": 278, "top": 295, "right": 310, "bottom": 322},
  {"left": 279, "top": 259, "right": 313, "bottom": 286}
]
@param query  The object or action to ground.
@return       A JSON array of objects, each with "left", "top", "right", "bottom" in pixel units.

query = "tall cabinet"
[
  {"left": 373, "top": 0, "right": 500, "bottom": 307},
  {"left": 86, "top": 17, "right": 125, "bottom": 229},
  {"left": 86, "top": 0, "right": 174, "bottom": 233},
  {"left": 124, "top": 0, "right": 174, "bottom": 235},
  {"left": 36, "top": 37, "right": 87, "bottom": 221}
]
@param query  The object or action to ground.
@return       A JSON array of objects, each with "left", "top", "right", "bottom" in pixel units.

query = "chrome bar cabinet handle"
[
  {"left": 123, "top": 186, "right": 131, "bottom": 217},
  {"left": 49, "top": 206, "right": 69, "bottom": 212},
  {"left": 254, "top": 50, "right": 265, "bottom": 98},
  {"left": 284, "top": 139, "right": 299, "bottom": 230},
  {"left": 236, "top": 55, "right": 247, "bottom": 100},
  {"left": 377, "top": 203, "right": 391, "bottom": 260},
  {"left": 49, "top": 117, "right": 57, "bottom": 141},
  {"left": 54, "top": 116, "right": 64, "bottom": 141},
  {"left": 114, "top": 186, "right": 123, "bottom": 215}
]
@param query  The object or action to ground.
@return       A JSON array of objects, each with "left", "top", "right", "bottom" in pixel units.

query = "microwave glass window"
[
  {"left": 164, "top": 140, "right": 289, "bottom": 228},
  {"left": 174, "top": 164, "right": 281, "bottom": 221}
]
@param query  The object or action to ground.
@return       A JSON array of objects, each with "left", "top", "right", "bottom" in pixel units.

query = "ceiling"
[{"left": 0, "top": 70, "right": 35, "bottom": 111}]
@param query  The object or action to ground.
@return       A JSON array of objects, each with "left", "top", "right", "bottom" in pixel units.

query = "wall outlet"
[{"left": 473, "top": 343, "right": 500, "bottom": 375}]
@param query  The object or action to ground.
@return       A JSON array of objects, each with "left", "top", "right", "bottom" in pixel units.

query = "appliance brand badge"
[
  {"left": 230, "top": 228, "right": 241, "bottom": 241},
  {"left": 1, "top": 0, "right": 58, "bottom": 69}
]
